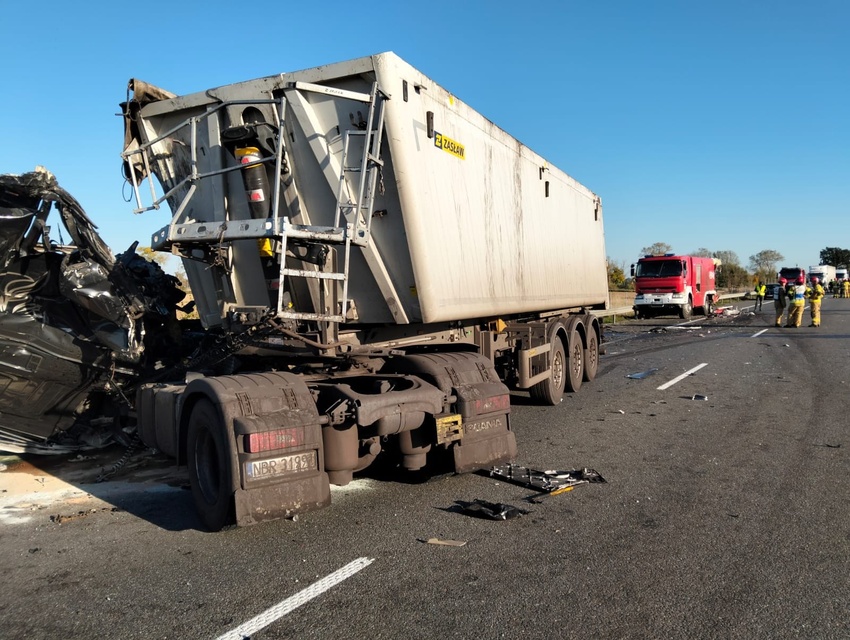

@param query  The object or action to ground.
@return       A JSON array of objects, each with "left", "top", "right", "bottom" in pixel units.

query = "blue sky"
[{"left": 1, "top": 0, "right": 847, "bottom": 275}]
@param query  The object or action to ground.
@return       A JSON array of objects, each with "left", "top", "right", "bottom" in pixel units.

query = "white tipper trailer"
[{"left": 122, "top": 52, "right": 609, "bottom": 530}]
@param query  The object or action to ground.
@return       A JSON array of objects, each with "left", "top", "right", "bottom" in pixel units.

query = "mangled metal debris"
[
  {"left": 453, "top": 499, "right": 528, "bottom": 520},
  {"left": 0, "top": 169, "right": 190, "bottom": 454},
  {"left": 486, "top": 463, "right": 607, "bottom": 494}
]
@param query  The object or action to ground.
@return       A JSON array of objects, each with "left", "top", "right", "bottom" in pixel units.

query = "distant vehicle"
[
  {"left": 778, "top": 267, "right": 806, "bottom": 283},
  {"left": 631, "top": 254, "right": 719, "bottom": 319},
  {"left": 836, "top": 267, "right": 848, "bottom": 281},
  {"left": 808, "top": 265, "right": 836, "bottom": 284}
]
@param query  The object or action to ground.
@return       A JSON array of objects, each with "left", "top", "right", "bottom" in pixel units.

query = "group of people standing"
[
  {"left": 827, "top": 279, "right": 850, "bottom": 298},
  {"left": 769, "top": 276, "right": 825, "bottom": 328}
]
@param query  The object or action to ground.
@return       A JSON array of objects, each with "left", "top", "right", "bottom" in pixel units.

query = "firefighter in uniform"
[
  {"left": 785, "top": 275, "right": 807, "bottom": 328},
  {"left": 806, "top": 277, "right": 825, "bottom": 327},
  {"left": 844, "top": 279, "right": 850, "bottom": 299},
  {"left": 773, "top": 277, "right": 788, "bottom": 327}
]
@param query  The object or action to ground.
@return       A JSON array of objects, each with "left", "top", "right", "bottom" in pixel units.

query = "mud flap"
[
  {"left": 383, "top": 351, "right": 517, "bottom": 473},
  {"left": 234, "top": 473, "right": 330, "bottom": 526}
]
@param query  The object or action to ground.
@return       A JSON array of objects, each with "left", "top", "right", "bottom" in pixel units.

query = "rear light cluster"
[{"left": 244, "top": 428, "right": 303, "bottom": 453}]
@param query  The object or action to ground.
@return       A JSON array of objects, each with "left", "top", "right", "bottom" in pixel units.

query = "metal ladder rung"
[{"left": 282, "top": 268, "right": 345, "bottom": 281}]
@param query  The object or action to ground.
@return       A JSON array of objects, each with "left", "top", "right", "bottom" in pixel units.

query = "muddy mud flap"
[
  {"left": 182, "top": 372, "right": 330, "bottom": 528},
  {"left": 384, "top": 352, "right": 517, "bottom": 473}
]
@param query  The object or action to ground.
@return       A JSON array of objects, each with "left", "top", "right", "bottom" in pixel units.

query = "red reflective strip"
[
  {"left": 473, "top": 394, "right": 510, "bottom": 414},
  {"left": 245, "top": 428, "right": 303, "bottom": 453}
]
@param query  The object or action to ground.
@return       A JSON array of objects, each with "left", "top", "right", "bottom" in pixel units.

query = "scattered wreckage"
[{"left": 0, "top": 169, "right": 190, "bottom": 454}]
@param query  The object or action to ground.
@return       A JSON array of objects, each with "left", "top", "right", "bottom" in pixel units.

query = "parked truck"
[
  {"left": 836, "top": 267, "right": 848, "bottom": 281},
  {"left": 630, "top": 254, "right": 719, "bottom": 319},
  {"left": 809, "top": 265, "right": 837, "bottom": 285},
  {"left": 107, "top": 52, "right": 609, "bottom": 530},
  {"left": 778, "top": 266, "right": 806, "bottom": 284}
]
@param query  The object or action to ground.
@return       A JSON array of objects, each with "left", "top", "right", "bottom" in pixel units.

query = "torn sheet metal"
[
  {"left": 486, "top": 463, "right": 607, "bottom": 494},
  {"left": 0, "top": 169, "right": 188, "bottom": 452},
  {"left": 453, "top": 499, "right": 527, "bottom": 520}
]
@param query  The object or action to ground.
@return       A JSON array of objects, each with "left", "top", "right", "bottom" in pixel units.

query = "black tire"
[
  {"left": 583, "top": 330, "right": 599, "bottom": 382},
  {"left": 703, "top": 297, "right": 713, "bottom": 317},
  {"left": 565, "top": 327, "right": 583, "bottom": 392},
  {"left": 187, "top": 399, "right": 235, "bottom": 531},
  {"left": 679, "top": 297, "right": 693, "bottom": 319},
  {"left": 634, "top": 309, "right": 642, "bottom": 320},
  {"left": 530, "top": 334, "right": 566, "bottom": 405}
]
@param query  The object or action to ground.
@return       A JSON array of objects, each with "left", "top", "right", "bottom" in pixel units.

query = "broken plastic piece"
[
  {"left": 421, "top": 537, "right": 467, "bottom": 547},
  {"left": 454, "top": 499, "right": 527, "bottom": 520},
  {"left": 626, "top": 368, "right": 659, "bottom": 379},
  {"left": 691, "top": 394, "right": 708, "bottom": 401}
]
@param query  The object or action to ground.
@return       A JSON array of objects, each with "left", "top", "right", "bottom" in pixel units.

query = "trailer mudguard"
[{"left": 382, "top": 351, "right": 517, "bottom": 473}]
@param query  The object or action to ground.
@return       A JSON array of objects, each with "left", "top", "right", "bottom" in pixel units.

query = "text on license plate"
[{"left": 245, "top": 451, "right": 318, "bottom": 481}]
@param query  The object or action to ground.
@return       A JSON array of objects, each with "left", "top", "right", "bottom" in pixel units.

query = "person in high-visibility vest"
[
  {"left": 806, "top": 277, "right": 825, "bottom": 327},
  {"left": 785, "top": 275, "right": 807, "bottom": 328},
  {"left": 773, "top": 277, "right": 788, "bottom": 327},
  {"left": 754, "top": 281, "right": 766, "bottom": 312},
  {"left": 844, "top": 279, "right": 850, "bottom": 299}
]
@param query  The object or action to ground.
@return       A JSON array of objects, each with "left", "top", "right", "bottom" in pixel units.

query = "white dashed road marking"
[{"left": 657, "top": 363, "right": 708, "bottom": 390}]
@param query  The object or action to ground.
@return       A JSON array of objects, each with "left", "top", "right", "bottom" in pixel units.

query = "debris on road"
[
  {"left": 691, "top": 394, "right": 708, "bottom": 401},
  {"left": 420, "top": 537, "right": 467, "bottom": 547},
  {"left": 626, "top": 368, "right": 659, "bottom": 380},
  {"left": 453, "top": 499, "right": 527, "bottom": 520},
  {"left": 485, "top": 464, "right": 607, "bottom": 494}
]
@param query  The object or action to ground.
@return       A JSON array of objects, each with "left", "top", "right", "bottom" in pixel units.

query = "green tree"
[
  {"left": 713, "top": 250, "right": 740, "bottom": 267},
  {"left": 819, "top": 247, "right": 850, "bottom": 267},
  {"left": 748, "top": 249, "right": 784, "bottom": 282},
  {"left": 607, "top": 258, "right": 627, "bottom": 289},
  {"left": 717, "top": 263, "right": 750, "bottom": 289},
  {"left": 640, "top": 242, "right": 673, "bottom": 256}
]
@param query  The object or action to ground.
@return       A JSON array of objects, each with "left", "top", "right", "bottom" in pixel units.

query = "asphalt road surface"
[{"left": 2, "top": 297, "right": 848, "bottom": 639}]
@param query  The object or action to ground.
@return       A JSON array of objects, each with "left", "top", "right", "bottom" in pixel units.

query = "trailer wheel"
[
  {"left": 583, "top": 331, "right": 599, "bottom": 382},
  {"left": 565, "top": 328, "right": 583, "bottom": 392},
  {"left": 679, "top": 297, "right": 693, "bottom": 319},
  {"left": 187, "top": 399, "right": 235, "bottom": 531},
  {"left": 530, "top": 335, "right": 566, "bottom": 405}
]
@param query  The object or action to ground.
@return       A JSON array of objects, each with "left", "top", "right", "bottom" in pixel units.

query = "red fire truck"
[{"left": 631, "top": 254, "right": 719, "bottom": 319}]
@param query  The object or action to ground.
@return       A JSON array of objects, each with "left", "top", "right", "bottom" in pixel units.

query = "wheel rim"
[
  {"left": 552, "top": 343, "right": 564, "bottom": 390},
  {"left": 587, "top": 338, "right": 598, "bottom": 371},
  {"left": 571, "top": 341, "right": 583, "bottom": 380}
]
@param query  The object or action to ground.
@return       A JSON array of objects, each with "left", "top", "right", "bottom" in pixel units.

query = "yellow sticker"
[{"left": 434, "top": 132, "right": 465, "bottom": 160}]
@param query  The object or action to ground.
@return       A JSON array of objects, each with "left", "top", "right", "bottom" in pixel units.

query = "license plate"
[{"left": 244, "top": 450, "right": 317, "bottom": 482}]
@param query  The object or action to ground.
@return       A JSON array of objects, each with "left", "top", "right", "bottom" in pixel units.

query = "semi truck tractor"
[
  {"left": 808, "top": 265, "right": 836, "bottom": 285},
  {"left": 116, "top": 52, "right": 609, "bottom": 530},
  {"left": 631, "top": 254, "right": 718, "bottom": 319}
]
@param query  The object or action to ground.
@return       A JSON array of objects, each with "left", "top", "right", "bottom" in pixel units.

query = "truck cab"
[{"left": 631, "top": 254, "right": 718, "bottom": 319}]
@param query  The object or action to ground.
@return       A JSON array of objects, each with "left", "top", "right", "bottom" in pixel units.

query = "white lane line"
[
  {"left": 751, "top": 329, "right": 769, "bottom": 338},
  {"left": 657, "top": 363, "right": 708, "bottom": 390},
  {"left": 215, "top": 557, "right": 375, "bottom": 640}
]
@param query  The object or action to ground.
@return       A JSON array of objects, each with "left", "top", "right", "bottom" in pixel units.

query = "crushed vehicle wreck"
[
  {"left": 0, "top": 169, "right": 189, "bottom": 454},
  {"left": 4, "top": 52, "right": 610, "bottom": 530}
]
